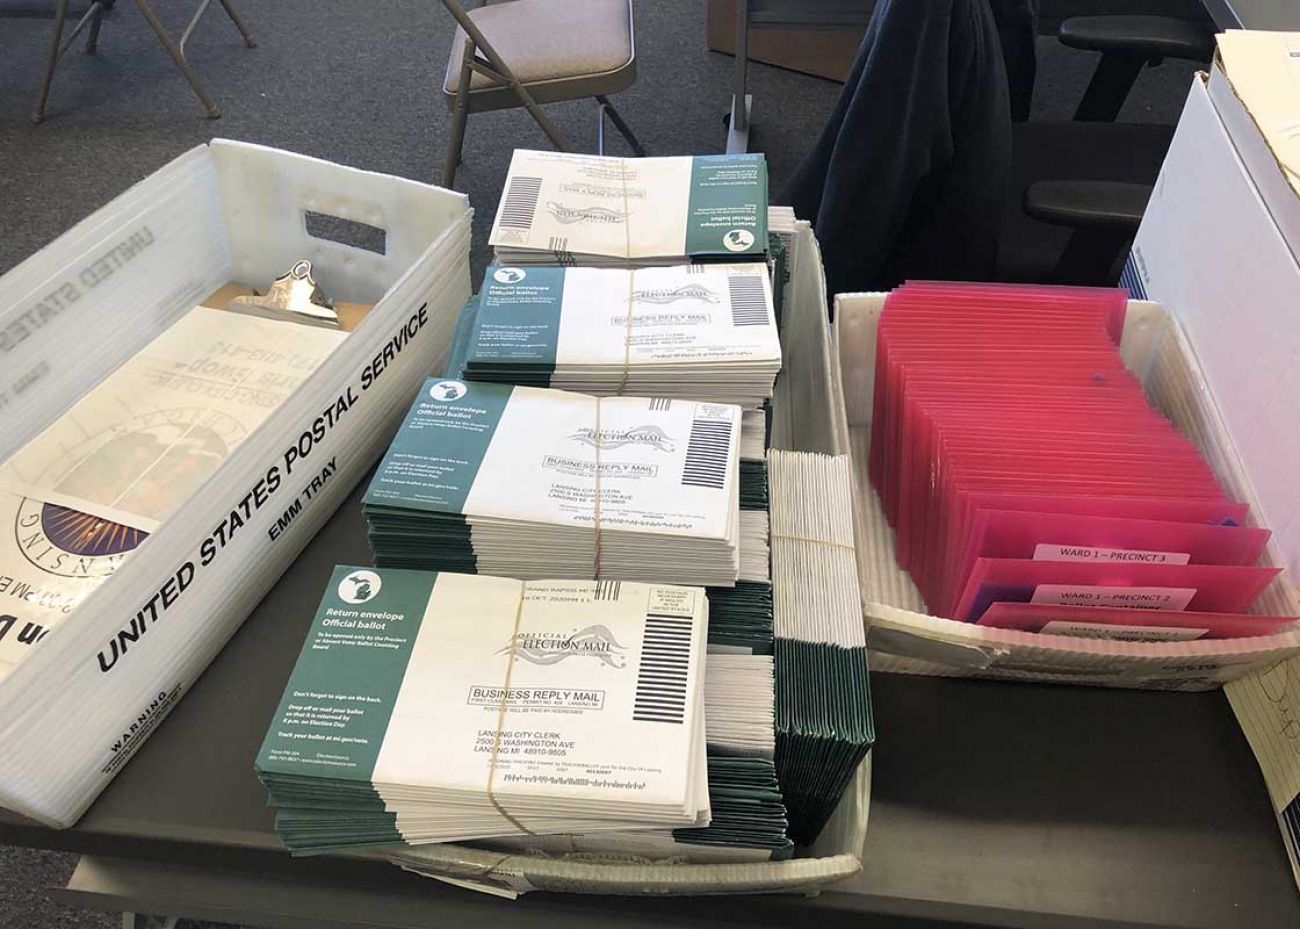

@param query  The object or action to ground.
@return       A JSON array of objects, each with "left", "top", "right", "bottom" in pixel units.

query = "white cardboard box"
[
  {"left": 1207, "top": 33, "right": 1300, "bottom": 264},
  {"left": 834, "top": 74, "right": 1300, "bottom": 690},
  {"left": 0, "top": 141, "right": 473, "bottom": 826}
]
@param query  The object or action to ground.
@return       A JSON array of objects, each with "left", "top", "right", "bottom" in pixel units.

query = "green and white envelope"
[
  {"left": 461, "top": 263, "right": 781, "bottom": 409},
  {"left": 257, "top": 566, "right": 711, "bottom": 854},
  {"left": 362, "top": 380, "right": 743, "bottom": 588},
  {"left": 466, "top": 653, "right": 792, "bottom": 864},
  {"left": 490, "top": 150, "right": 769, "bottom": 267}
]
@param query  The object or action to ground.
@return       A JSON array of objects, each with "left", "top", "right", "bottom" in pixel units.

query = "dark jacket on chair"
[{"left": 782, "top": 0, "right": 1013, "bottom": 297}]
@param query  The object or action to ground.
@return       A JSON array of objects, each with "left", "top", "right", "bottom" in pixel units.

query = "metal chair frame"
[
  {"left": 726, "top": 0, "right": 873, "bottom": 154},
  {"left": 31, "top": 0, "right": 255, "bottom": 124},
  {"left": 440, "top": 0, "right": 645, "bottom": 188}
]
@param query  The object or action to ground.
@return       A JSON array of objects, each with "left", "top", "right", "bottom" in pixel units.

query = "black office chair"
[
  {"left": 999, "top": 120, "right": 1171, "bottom": 283},
  {"left": 993, "top": 1, "right": 1214, "bottom": 282},
  {"left": 1057, "top": 14, "right": 1215, "bottom": 121}
]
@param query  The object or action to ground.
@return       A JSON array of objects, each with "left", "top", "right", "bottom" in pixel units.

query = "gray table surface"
[
  {"left": 2, "top": 480, "right": 1299, "bottom": 928},
  {"left": 1202, "top": 0, "right": 1299, "bottom": 30}
]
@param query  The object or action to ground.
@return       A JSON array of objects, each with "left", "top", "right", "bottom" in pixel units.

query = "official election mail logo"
[
  {"left": 493, "top": 268, "right": 527, "bottom": 284},
  {"left": 16, "top": 498, "right": 146, "bottom": 578},
  {"left": 628, "top": 283, "right": 720, "bottom": 305},
  {"left": 569, "top": 425, "right": 674, "bottom": 453},
  {"left": 545, "top": 201, "right": 627, "bottom": 225},
  {"left": 499, "top": 625, "right": 626, "bottom": 668},
  {"left": 338, "top": 570, "right": 382, "bottom": 604},
  {"left": 429, "top": 380, "right": 468, "bottom": 403},
  {"left": 723, "top": 229, "right": 755, "bottom": 252}
]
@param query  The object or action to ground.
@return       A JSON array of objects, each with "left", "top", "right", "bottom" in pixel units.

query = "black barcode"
[
  {"left": 648, "top": 397, "right": 672, "bottom": 411},
  {"left": 681, "top": 419, "right": 731, "bottom": 489},
  {"left": 728, "top": 274, "right": 769, "bottom": 326},
  {"left": 687, "top": 264, "right": 705, "bottom": 276},
  {"left": 594, "top": 580, "right": 622, "bottom": 601},
  {"left": 499, "top": 176, "right": 542, "bottom": 229},
  {"left": 549, "top": 235, "right": 574, "bottom": 265},
  {"left": 632, "top": 614, "right": 692, "bottom": 724}
]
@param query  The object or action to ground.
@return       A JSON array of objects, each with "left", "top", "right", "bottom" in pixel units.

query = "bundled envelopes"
[
  {"left": 363, "top": 380, "right": 745, "bottom": 588},
  {"left": 490, "top": 150, "right": 768, "bottom": 267},
  {"left": 453, "top": 263, "right": 781, "bottom": 408},
  {"left": 258, "top": 566, "right": 710, "bottom": 853},
  {"left": 768, "top": 450, "right": 874, "bottom": 843}
]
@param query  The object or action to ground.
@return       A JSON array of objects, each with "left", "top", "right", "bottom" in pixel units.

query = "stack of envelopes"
[
  {"left": 490, "top": 149, "right": 769, "bottom": 268},
  {"left": 454, "top": 263, "right": 782, "bottom": 409},
  {"left": 257, "top": 567, "right": 710, "bottom": 854},
  {"left": 707, "top": 409, "right": 773, "bottom": 654},
  {"left": 768, "top": 450, "right": 874, "bottom": 844},
  {"left": 363, "top": 380, "right": 745, "bottom": 589},
  {"left": 464, "top": 653, "right": 792, "bottom": 863},
  {"left": 767, "top": 206, "right": 795, "bottom": 332}
]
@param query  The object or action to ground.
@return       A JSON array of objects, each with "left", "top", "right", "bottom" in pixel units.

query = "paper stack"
[
  {"left": 466, "top": 653, "right": 792, "bottom": 863},
  {"left": 0, "top": 307, "right": 346, "bottom": 683},
  {"left": 767, "top": 205, "right": 795, "bottom": 331},
  {"left": 362, "top": 379, "right": 745, "bottom": 588},
  {"left": 257, "top": 566, "right": 710, "bottom": 854},
  {"left": 706, "top": 410, "right": 773, "bottom": 655},
  {"left": 490, "top": 150, "right": 769, "bottom": 267},
  {"left": 768, "top": 450, "right": 874, "bottom": 844},
  {"left": 450, "top": 263, "right": 781, "bottom": 409}
]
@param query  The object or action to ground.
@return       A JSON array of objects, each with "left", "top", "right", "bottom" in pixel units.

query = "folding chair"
[
  {"left": 726, "top": 0, "right": 873, "bottom": 154},
  {"left": 29, "top": 0, "right": 256, "bottom": 124},
  {"left": 439, "top": 0, "right": 645, "bottom": 188}
]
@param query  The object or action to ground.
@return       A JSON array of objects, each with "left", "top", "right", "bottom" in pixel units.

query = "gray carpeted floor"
[{"left": 0, "top": 3, "right": 1195, "bottom": 927}]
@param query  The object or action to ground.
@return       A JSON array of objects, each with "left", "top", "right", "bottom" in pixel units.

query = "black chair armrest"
[
  {"left": 1059, "top": 15, "right": 1215, "bottom": 63},
  {"left": 1023, "top": 180, "right": 1151, "bottom": 234}
]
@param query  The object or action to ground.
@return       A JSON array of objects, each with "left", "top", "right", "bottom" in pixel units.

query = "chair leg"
[
  {"left": 133, "top": 0, "right": 222, "bottom": 118},
  {"left": 214, "top": 0, "right": 257, "bottom": 48},
  {"left": 732, "top": 0, "right": 749, "bottom": 132},
  {"left": 31, "top": 0, "right": 70, "bottom": 125},
  {"left": 1074, "top": 51, "right": 1147, "bottom": 122},
  {"left": 443, "top": 37, "right": 475, "bottom": 188},
  {"left": 595, "top": 95, "right": 645, "bottom": 157},
  {"left": 86, "top": 1, "right": 106, "bottom": 54}
]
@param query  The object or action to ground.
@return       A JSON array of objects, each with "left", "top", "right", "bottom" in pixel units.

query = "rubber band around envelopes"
[
  {"left": 484, "top": 162, "right": 666, "bottom": 833},
  {"left": 486, "top": 580, "right": 536, "bottom": 835},
  {"left": 770, "top": 534, "right": 856, "bottom": 552}
]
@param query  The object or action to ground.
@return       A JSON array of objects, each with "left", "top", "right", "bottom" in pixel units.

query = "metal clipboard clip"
[{"left": 228, "top": 259, "right": 341, "bottom": 329}]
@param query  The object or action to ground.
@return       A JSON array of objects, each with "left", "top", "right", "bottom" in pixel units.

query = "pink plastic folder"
[
  {"left": 863, "top": 280, "right": 1284, "bottom": 634},
  {"left": 953, "top": 558, "right": 1281, "bottom": 622},
  {"left": 977, "top": 602, "right": 1295, "bottom": 640},
  {"left": 951, "top": 509, "right": 1271, "bottom": 611}
]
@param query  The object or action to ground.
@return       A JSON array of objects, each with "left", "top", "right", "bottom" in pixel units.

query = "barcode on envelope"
[
  {"left": 632, "top": 614, "right": 691, "bottom": 724},
  {"left": 727, "top": 274, "right": 769, "bottom": 326},
  {"left": 594, "top": 580, "right": 623, "bottom": 601},
  {"left": 549, "top": 236, "right": 575, "bottom": 265},
  {"left": 499, "top": 176, "right": 542, "bottom": 230},
  {"left": 681, "top": 419, "right": 730, "bottom": 489}
]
